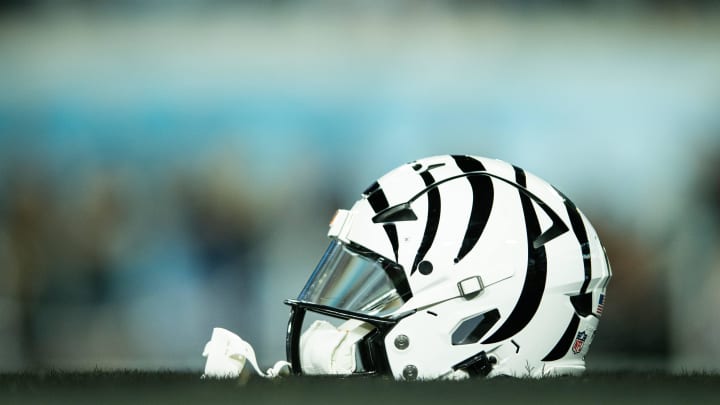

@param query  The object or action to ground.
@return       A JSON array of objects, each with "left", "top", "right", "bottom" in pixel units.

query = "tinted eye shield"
[{"left": 296, "top": 240, "right": 412, "bottom": 316}]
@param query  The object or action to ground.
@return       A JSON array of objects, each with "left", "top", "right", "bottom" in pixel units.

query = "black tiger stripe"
[
  {"left": 451, "top": 155, "right": 485, "bottom": 173},
  {"left": 562, "top": 196, "right": 592, "bottom": 295},
  {"left": 363, "top": 180, "right": 380, "bottom": 197},
  {"left": 570, "top": 293, "right": 593, "bottom": 317},
  {"left": 365, "top": 182, "right": 400, "bottom": 262},
  {"left": 367, "top": 182, "right": 389, "bottom": 212},
  {"left": 411, "top": 171, "right": 441, "bottom": 275},
  {"left": 542, "top": 313, "right": 581, "bottom": 361},
  {"left": 383, "top": 224, "right": 400, "bottom": 263},
  {"left": 451, "top": 155, "right": 494, "bottom": 263},
  {"left": 482, "top": 166, "right": 548, "bottom": 344}
]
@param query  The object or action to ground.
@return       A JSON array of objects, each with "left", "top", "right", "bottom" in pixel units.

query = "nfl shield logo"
[{"left": 572, "top": 331, "right": 588, "bottom": 354}]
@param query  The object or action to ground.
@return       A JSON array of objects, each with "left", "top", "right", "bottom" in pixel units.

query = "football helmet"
[{"left": 285, "top": 155, "right": 611, "bottom": 379}]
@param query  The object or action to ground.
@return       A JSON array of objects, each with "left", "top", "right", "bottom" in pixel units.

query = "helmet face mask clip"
[{"left": 285, "top": 155, "right": 611, "bottom": 380}]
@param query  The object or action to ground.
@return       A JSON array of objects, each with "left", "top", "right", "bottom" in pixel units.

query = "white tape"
[{"left": 202, "top": 327, "right": 290, "bottom": 379}]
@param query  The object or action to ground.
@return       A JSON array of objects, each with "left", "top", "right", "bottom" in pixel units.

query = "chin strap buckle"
[{"left": 451, "top": 351, "right": 496, "bottom": 377}]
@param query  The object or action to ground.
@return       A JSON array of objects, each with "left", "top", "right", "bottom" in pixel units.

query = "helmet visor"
[{"left": 297, "top": 240, "right": 412, "bottom": 317}]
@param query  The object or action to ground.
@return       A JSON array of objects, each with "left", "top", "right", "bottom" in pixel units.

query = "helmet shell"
[{"left": 294, "top": 155, "right": 611, "bottom": 379}]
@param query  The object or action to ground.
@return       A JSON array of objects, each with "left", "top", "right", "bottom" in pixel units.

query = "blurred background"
[{"left": 1, "top": 0, "right": 719, "bottom": 373}]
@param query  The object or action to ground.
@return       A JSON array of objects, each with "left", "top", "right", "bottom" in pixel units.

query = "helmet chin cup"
[
  {"left": 287, "top": 155, "right": 612, "bottom": 379},
  {"left": 285, "top": 300, "right": 399, "bottom": 376}
]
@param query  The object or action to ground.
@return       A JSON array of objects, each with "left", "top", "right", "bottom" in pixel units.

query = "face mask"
[{"left": 299, "top": 319, "right": 374, "bottom": 375}]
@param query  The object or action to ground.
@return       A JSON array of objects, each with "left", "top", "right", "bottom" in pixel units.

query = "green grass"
[{"left": 1, "top": 370, "right": 719, "bottom": 404}]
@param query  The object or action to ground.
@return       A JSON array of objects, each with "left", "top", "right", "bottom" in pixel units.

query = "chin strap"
[
  {"left": 202, "top": 327, "right": 291, "bottom": 379},
  {"left": 451, "top": 351, "right": 495, "bottom": 378}
]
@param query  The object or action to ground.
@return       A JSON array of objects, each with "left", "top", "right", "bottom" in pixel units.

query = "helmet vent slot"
[
  {"left": 451, "top": 309, "right": 501, "bottom": 345},
  {"left": 372, "top": 203, "right": 418, "bottom": 223}
]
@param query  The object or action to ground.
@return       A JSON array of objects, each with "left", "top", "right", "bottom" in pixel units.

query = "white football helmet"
[{"left": 285, "top": 155, "right": 611, "bottom": 379}]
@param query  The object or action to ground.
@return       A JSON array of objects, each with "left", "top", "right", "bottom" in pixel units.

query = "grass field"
[{"left": 1, "top": 370, "right": 719, "bottom": 404}]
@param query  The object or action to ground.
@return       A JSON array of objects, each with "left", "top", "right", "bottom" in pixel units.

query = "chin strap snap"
[
  {"left": 451, "top": 351, "right": 495, "bottom": 378},
  {"left": 202, "top": 327, "right": 291, "bottom": 379}
]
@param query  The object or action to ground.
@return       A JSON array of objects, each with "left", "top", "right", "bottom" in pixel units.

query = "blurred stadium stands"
[{"left": 1, "top": 0, "right": 719, "bottom": 373}]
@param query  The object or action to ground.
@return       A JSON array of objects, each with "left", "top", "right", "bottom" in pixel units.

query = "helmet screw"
[
  {"left": 402, "top": 365, "right": 418, "bottom": 380},
  {"left": 394, "top": 334, "right": 410, "bottom": 350}
]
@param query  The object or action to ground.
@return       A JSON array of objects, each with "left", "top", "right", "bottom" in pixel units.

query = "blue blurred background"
[{"left": 1, "top": 0, "right": 720, "bottom": 373}]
